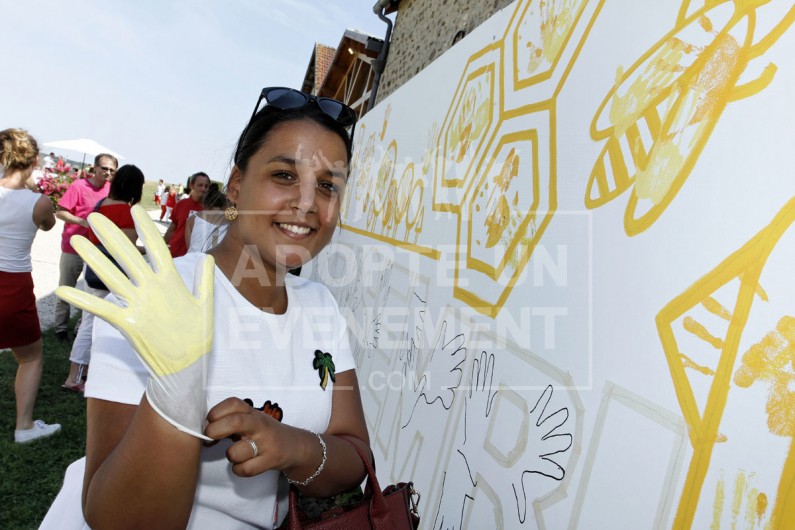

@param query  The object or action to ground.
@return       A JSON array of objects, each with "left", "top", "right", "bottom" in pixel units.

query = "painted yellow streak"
[
  {"left": 755, "top": 282, "right": 769, "bottom": 302},
  {"left": 683, "top": 316, "right": 724, "bottom": 349},
  {"left": 701, "top": 295, "right": 732, "bottom": 321},
  {"left": 747, "top": 490, "right": 766, "bottom": 528},
  {"left": 380, "top": 103, "right": 392, "bottom": 141},
  {"left": 712, "top": 475, "right": 725, "bottom": 530},
  {"left": 731, "top": 471, "right": 747, "bottom": 529},
  {"left": 680, "top": 352, "right": 716, "bottom": 375}
]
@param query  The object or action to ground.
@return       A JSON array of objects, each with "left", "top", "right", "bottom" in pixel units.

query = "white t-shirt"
[
  {"left": 86, "top": 252, "right": 355, "bottom": 529},
  {"left": 0, "top": 187, "right": 42, "bottom": 272},
  {"left": 188, "top": 211, "right": 228, "bottom": 254}
]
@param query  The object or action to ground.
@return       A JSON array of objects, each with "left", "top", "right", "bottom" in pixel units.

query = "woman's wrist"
[{"left": 283, "top": 431, "right": 326, "bottom": 487}]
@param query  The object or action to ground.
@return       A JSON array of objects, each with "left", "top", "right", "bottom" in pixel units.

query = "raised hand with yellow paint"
[{"left": 56, "top": 204, "right": 215, "bottom": 439}]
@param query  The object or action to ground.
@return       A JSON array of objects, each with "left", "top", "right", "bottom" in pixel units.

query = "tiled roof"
[{"left": 314, "top": 43, "right": 336, "bottom": 94}]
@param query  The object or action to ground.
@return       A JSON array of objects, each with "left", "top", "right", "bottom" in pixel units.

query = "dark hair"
[
  {"left": 94, "top": 153, "right": 119, "bottom": 168},
  {"left": 188, "top": 171, "right": 210, "bottom": 191},
  {"left": 202, "top": 182, "right": 229, "bottom": 209},
  {"left": 108, "top": 164, "right": 145, "bottom": 205},
  {"left": 233, "top": 104, "right": 353, "bottom": 173}
]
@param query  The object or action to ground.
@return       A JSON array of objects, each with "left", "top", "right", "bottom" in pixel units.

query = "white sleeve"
[
  {"left": 330, "top": 290, "right": 356, "bottom": 375},
  {"left": 84, "top": 304, "right": 149, "bottom": 405}
]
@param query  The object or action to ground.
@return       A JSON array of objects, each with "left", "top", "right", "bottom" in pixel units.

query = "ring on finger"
[{"left": 247, "top": 438, "right": 258, "bottom": 458}]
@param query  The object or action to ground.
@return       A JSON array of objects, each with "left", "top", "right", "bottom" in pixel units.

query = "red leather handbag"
[{"left": 280, "top": 436, "right": 420, "bottom": 530}]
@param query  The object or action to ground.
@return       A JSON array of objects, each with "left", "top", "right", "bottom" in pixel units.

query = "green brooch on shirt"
[{"left": 313, "top": 350, "right": 336, "bottom": 390}]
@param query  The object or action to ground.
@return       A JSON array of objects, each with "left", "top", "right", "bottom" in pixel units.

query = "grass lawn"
[
  {"left": 0, "top": 320, "right": 86, "bottom": 529},
  {"left": 140, "top": 180, "right": 160, "bottom": 210}
]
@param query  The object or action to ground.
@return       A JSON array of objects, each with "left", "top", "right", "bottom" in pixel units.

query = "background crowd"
[{"left": 0, "top": 127, "right": 225, "bottom": 443}]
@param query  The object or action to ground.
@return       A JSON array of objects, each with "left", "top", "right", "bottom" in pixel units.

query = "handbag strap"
[{"left": 287, "top": 435, "right": 395, "bottom": 530}]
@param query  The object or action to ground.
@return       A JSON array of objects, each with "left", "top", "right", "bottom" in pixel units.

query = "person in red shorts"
[
  {"left": 163, "top": 171, "right": 210, "bottom": 257},
  {"left": 0, "top": 128, "right": 61, "bottom": 443}
]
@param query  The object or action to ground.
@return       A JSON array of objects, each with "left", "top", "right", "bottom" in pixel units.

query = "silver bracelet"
[{"left": 286, "top": 432, "right": 327, "bottom": 486}]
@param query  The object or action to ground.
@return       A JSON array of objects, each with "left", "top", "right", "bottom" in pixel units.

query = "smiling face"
[{"left": 225, "top": 118, "right": 348, "bottom": 277}]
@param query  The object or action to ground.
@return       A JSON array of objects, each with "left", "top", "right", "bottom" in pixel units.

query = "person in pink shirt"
[{"left": 53, "top": 153, "right": 117, "bottom": 342}]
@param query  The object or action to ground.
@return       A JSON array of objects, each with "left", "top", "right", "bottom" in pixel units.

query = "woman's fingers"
[
  {"left": 88, "top": 212, "right": 151, "bottom": 284},
  {"left": 205, "top": 397, "right": 252, "bottom": 426},
  {"left": 131, "top": 205, "right": 173, "bottom": 274},
  {"left": 55, "top": 285, "right": 124, "bottom": 324},
  {"left": 227, "top": 438, "right": 260, "bottom": 464},
  {"left": 71, "top": 236, "right": 136, "bottom": 299}
]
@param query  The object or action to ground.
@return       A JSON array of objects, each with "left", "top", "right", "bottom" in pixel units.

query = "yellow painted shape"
[
  {"left": 588, "top": 1, "right": 795, "bottom": 236},
  {"left": 755, "top": 281, "right": 769, "bottom": 302},
  {"left": 465, "top": 128, "right": 544, "bottom": 280},
  {"left": 657, "top": 197, "right": 795, "bottom": 530},
  {"left": 771, "top": 442, "right": 795, "bottom": 530},
  {"left": 405, "top": 178, "right": 426, "bottom": 237},
  {"left": 421, "top": 122, "right": 440, "bottom": 176},
  {"left": 380, "top": 103, "right": 392, "bottom": 141},
  {"left": 748, "top": 489, "right": 766, "bottom": 528},
  {"left": 711, "top": 474, "right": 725, "bottom": 529},
  {"left": 509, "top": 0, "right": 590, "bottom": 88},
  {"left": 437, "top": 61, "right": 497, "bottom": 194},
  {"left": 585, "top": 135, "right": 632, "bottom": 209},
  {"left": 702, "top": 296, "right": 733, "bottom": 321},
  {"left": 733, "top": 315, "right": 795, "bottom": 437},
  {"left": 680, "top": 352, "right": 717, "bottom": 376},
  {"left": 432, "top": 39, "right": 500, "bottom": 205},
  {"left": 339, "top": 223, "right": 440, "bottom": 261},
  {"left": 732, "top": 470, "right": 747, "bottom": 528},
  {"left": 683, "top": 315, "right": 725, "bottom": 349},
  {"left": 485, "top": 147, "right": 520, "bottom": 248}
]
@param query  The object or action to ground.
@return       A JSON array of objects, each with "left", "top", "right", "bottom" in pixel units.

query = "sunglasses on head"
[{"left": 244, "top": 87, "right": 358, "bottom": 142}]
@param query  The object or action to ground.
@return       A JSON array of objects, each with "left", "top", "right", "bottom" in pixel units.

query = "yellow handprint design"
[{"left": 56, "top": 205, "right": 214, "bottom": 438}]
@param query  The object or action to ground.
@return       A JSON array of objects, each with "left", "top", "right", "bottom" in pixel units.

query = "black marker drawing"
[{"left": 402, "top": 319, "right": 467, "bottom": 428}]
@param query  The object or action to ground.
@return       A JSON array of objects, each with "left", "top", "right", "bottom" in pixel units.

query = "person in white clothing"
[
  {"left": 159, "top": 184, "right": 172, "bottom": 221},
  {"left": 45, "top": 87, "right": 366, "bottom": 528},
  {"left": 185, "top": 182, "right": 230, "bottom": 253},
  {"left": 0, "top": 128, "right": 61, "bottom": 443},
  {"left": 154, "top": 178, "right": 165, "bottom": 207}
]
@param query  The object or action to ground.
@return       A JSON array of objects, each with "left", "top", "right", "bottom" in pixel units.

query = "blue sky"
[{"left": 2, "top": 0, "right": 391, "bottom": 182}]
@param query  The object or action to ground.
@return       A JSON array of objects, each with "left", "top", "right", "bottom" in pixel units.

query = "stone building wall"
[{"left": 375, "top": 0, "right": 515, "bottom": 104}]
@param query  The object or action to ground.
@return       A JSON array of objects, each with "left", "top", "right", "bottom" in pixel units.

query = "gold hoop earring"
[{"left": 224, "top": 205, "right": 239, "bottom": 221}]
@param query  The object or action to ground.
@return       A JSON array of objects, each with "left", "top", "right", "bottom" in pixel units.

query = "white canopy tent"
[{"left": 42, "top": 138, "right": 125, "bottom": 170}]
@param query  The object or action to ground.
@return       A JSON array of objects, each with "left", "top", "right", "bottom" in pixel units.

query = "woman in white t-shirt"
[
  {"left": 45, "top": 89, "right": 366, "bottom": 528},
  {"left": 0, "top": 128, "right": 60, "bottom": 443},
  {"left": 185, "top": 182, "right": 230, "bottom": 254}
]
